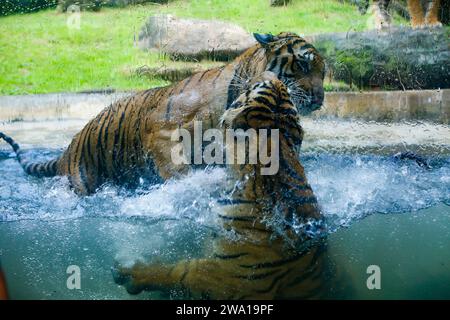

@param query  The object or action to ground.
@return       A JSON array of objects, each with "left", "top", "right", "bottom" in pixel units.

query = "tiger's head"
[
  {"left": 221, "top": 71, "right": 323, "bottom": 231},
  {"left": 254, "top": 32, "right": 325, "bottom": 115},
  {"left": 222, "top": 71, "right": 304, "bottom": 148}
]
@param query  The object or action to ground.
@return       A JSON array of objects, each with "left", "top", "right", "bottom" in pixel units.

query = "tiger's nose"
[{"left": 312, "top": 88, "right": 324, "bottom": 106}]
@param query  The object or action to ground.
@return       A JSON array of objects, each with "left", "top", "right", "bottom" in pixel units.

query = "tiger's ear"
[{"left": 253, "top": 33, "right": 274, "bottom": 47}]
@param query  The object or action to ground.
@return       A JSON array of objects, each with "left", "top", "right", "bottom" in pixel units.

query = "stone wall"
[
  {"left": 1, "top": 90, "right": 449, "bottom": 123},
  {"left": 316, "top": 89, "right": 450, "bottom": 123}
]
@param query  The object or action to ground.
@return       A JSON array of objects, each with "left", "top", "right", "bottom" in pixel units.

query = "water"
[
  {"left": 1, "top": 118, "right": 450, "bottom": 299},
  {"left": 1, "top": 150, "right": 449, "bottom": 228}
]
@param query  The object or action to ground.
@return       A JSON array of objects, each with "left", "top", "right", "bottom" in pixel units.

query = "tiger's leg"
[
  {"left": 407, "top": 0, "right": 426, "bottom": 27},
  {"left": 425, "top": 0, "right": 442, "bottom": 27},
  {"left": 148, "top": 137, "right": 190, "bottom": 180},
  {"left": 58, "top": 147, "right": 99, "bottom": 195},
  {"left": 112, "top": 259, "right": 221, "bottom": 296}
]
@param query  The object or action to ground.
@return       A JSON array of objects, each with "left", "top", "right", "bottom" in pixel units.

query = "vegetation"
[
  {"left": 0, "top": 0, "right": 56, "bottom": 16},
  {"left": 315, "top": 25, "right": 450, "bottom": 91}
]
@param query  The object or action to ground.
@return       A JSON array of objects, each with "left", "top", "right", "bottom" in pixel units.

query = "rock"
[
  {"left": 138, "top": 15, "right": 256, "bottom": 61},
  {"left": 270, "top": 0, "right": 290, "bottom": 6},
  {"left": 309, "top": 27, "right": 450, "bottom": 90}
]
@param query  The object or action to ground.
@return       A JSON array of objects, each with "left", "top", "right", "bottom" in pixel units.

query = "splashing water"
[
  {"left": 1, "top": 148, "right": 449, "bottom": 233},
  {"left": 302, "top": 153, "right": 450, "bottom": 230}
]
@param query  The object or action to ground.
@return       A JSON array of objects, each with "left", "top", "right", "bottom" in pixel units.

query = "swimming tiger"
[
  {"left": 112, "top": 74, "right": 336, "bottom": 299},
  {"left": 0, "top": 32, "right": 326, "bottom": 195}
]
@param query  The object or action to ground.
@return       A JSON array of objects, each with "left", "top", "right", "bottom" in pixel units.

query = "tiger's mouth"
[
  {"left": 281, "top": 78, "right": 322, "bottom": 115},
  {"left": 234, "top": 75, "right": 322, "bottom": 115}
]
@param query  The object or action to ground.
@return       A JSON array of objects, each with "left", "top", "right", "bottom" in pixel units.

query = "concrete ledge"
[
  {"left": 0, "top": 92, "right": 131, "bottom": 122},
  {"left": 318, "top": 89, "right": 450, "bottom": 124},
  {"left": 0, "top": 89, "right": 449, "bottom": 123}
]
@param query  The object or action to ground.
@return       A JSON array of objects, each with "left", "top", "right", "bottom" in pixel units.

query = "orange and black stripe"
[{"left": 0, "top": 132, "right": 58, "bottom": 177}]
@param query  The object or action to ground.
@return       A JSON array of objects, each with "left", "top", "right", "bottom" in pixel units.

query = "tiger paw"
[{"left": 111, "top": 262, "right": 144, "bottom": 295}]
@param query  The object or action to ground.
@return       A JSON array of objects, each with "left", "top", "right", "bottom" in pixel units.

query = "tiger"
[
  {"left": 111, "top": 73, "right": 336, "bottom": 300},
  {"left": 355, "top": 0, "right": 445, "bottom": 28},
  {"left": 407, "top": 0, "right": 444, "bottom": 27},
  {"left": 0, "top": 32, "right": 326, "bottom": 195}
]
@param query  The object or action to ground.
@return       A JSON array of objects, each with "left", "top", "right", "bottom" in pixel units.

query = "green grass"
[
  {"left": 159, "top": 0, "right": 370, "bottom": 35},
  {"left": 0, "top": 5, "right": 168, "bottom": 95},
  {"left": 0, "top": 0, "right": 399, "bottom": 95}
]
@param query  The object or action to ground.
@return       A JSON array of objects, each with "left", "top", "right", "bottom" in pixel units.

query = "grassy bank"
[{"left": 0, "top": 0, "right": 402, "bottom": 95}]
